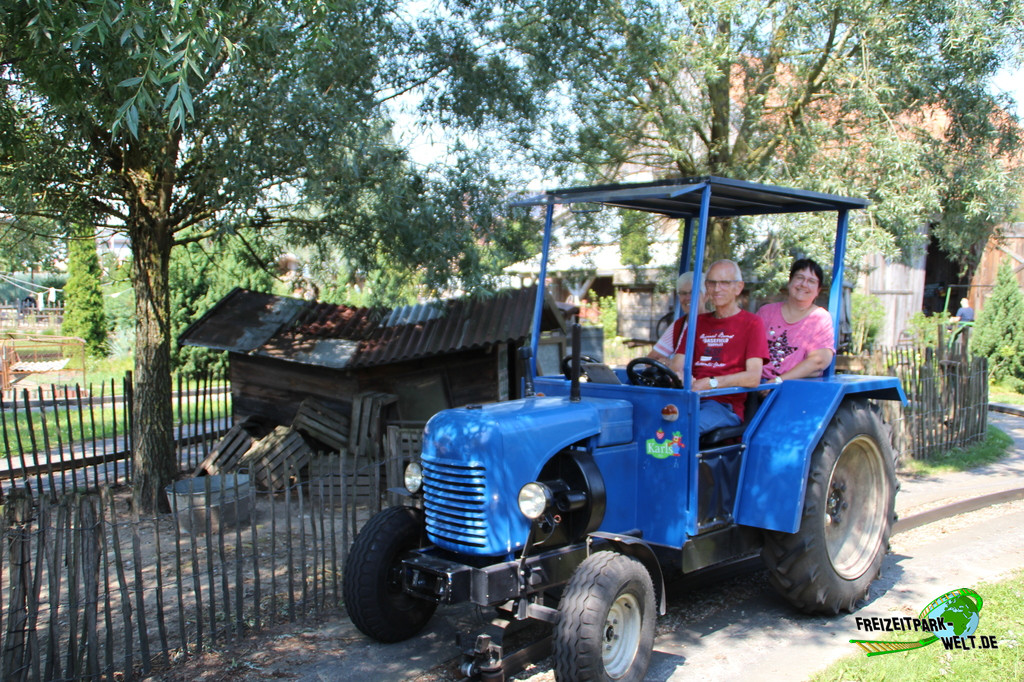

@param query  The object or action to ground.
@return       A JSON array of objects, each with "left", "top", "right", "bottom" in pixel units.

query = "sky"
[{"left": 992, "top": 65, "right": 1024, "bottom": 118}]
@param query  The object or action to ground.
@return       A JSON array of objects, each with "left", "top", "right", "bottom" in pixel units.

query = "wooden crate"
[
  {"left": 239, "top": 426, "right": 312, "bottom": 492},
  {"left": 194, "top": 421, "right": 256, "bottom": 476},
  {"left": 292, "top": 398, "right": 350, "bottom": 452},
  {"left": 307, "top": 451, "right": 379, "bottom": 507}
]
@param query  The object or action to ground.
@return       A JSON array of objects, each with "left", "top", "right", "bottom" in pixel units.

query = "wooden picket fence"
[
  {"left": 0, "top": 372, "right": 231, "bottom": 500},
  {"left": 854, "top": 345, "right": 989, "bottom": 461},
  {"left": 0, "top": 467, "right": 375, "bottom": 681}
]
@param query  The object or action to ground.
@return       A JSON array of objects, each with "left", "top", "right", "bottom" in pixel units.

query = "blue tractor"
[{"left": 343, "top": 177, "right": 905, "bottom": 681}]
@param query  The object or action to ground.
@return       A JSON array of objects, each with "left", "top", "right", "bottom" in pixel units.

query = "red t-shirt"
[{"left": 680, "top": 311, "right": 769, "bottom": 419}]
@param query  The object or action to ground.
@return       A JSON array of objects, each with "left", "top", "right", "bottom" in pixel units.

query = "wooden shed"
[
  {"left": 971, "top": 223, "right": 1024, "bottom": 311},
  {"left": 178, "top": 286, "right": 568, "bottom": 428}
]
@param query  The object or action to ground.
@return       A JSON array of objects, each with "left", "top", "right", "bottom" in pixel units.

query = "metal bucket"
[{"left": 166, "top": 473, "right": 251, "bottom": 533}]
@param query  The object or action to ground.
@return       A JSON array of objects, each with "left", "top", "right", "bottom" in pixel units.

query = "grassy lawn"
[
  {"left": 813, "top": 569, "right": 1024, "bottom": 681},
  {"left": 900, "top": 425, "right": 1014, "bottom": 476},
  {"left": 988, "top": 382, "right": 1024, "bottom": 406}
]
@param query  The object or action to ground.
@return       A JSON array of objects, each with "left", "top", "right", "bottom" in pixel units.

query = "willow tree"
[
  {"left": 0, "top": 0, "right": 538, "bottom": 511},
  {"left": 467, "top": 0, "right": 1024, "bottom": 265}
]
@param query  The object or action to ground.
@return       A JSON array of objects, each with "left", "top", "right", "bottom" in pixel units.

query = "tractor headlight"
[
  {"left": 517, "top": 482, "right": 553, "bottom": 520},
  {"left": 404, "top": 462, "right": 423, "bottom": 494}
]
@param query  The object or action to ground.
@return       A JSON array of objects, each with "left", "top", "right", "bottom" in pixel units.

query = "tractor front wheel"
[
  {"left": 343, "top": 506, "right": 437, "bottom": 642},
  {"left": 762, "top": 400, "right": 897, "bottom": 614},
  {"left": 554, "top": 551, "right": 655, "bottom": 682}
]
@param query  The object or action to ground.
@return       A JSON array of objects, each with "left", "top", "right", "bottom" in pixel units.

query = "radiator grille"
[{"left": 422, "top": 460, "right": 488, "bottom": 549}]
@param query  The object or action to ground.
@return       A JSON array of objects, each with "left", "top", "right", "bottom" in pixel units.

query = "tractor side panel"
[{"left": 735, "top": 375, "right": 904, "bottom": 533}]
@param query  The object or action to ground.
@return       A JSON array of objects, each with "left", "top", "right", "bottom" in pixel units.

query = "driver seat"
[{"left": 699, "top": 391, "right": 763, "bottom": 448}]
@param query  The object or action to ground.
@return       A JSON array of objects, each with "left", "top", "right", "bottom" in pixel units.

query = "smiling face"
[
  {"left": 678, "top": 281, "right": 707, "bottom": 313},
  {"left": 705, "top": 261, "right": 743, "bottom": 313},
  {"left": 787, "top": 267, "right": 821, "bottom": 306}
]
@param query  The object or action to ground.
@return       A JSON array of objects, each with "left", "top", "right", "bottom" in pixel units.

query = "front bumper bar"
[{"left": 402, "top": 543, "right": 588, "bottom": 606}]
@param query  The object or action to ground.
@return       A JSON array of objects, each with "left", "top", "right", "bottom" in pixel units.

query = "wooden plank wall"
[
  {"left": 228, "top": 348, "right": 502, "bottom": 428},
  {"left": 858, "top": 251, "right": 927, "bottom": 348},
  {"left": 972, "top": 226, "right": 1024, "bottom": 313}
]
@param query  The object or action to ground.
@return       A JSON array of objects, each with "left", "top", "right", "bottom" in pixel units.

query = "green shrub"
[
  {"left": 971, "top": 261, "right": 1024, "bottom": 390},
  {"left": 849, "top": 291, "right": 884, "bottom": 353},
  {"left": 62, "top": 229, "right": 108, "bottom": 357},
  {"left": 597, "top": 294, "right": 618, "bottom": 340}
]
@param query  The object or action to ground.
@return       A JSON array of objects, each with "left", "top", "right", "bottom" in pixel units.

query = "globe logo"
[
  {"left": 919, "top": 588, "right": 983, "bottom": 640},
  {"left": 851, "top": 587, "right": 991, "bottom": 656}
]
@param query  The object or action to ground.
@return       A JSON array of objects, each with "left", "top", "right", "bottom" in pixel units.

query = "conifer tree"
[
  {"left": 971, "top": 261, "right": 1024, "bottom": 390},
  {"left": 62, "top": 229, "right": 108, "bottom": 358}
]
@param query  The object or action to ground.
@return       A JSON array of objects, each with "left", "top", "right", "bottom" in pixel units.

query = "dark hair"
[{"left": 790, "top": 258, "right": 824, "bottom": 287}]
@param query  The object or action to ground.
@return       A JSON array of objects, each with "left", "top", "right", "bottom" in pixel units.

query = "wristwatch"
[
  {"left": 708, "top": 376, "right": 719, "bottom": 389},
  {"left": 773, "top": 376, "right": 783, "bottom": 384}
]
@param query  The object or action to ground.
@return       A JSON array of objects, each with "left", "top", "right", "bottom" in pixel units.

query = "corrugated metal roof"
[
  {"left": 179, "top": 286, "right": 549, "bottom": 370},
  {"left": 176, "top": 289, "right": 307, "bottom": 353}
]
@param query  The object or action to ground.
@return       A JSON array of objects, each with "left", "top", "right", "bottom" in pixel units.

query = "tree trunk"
[
  {"left": 707, "top": 217, "right": 732, "bottom": 264},
  {"left": 130, "top": 218, "right": 176, "bottom": 514}
]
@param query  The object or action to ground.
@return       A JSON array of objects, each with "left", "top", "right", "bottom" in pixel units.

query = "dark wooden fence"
[
  {"left": 0, "top": 372, "right": 400, "bottom": 681},
  {"left": 0, "top": 473, "right": 368, "bottom": 681},
  {"left": 0, "top": 372, "right": 231, "bottom": 500},
  {"left": 849, "top": 339, "right": 989, "bottom": 461}
]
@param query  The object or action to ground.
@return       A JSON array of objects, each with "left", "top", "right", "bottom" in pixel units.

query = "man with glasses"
[{"left": 667, "top": 260, "right": 768, "bottom": 434}]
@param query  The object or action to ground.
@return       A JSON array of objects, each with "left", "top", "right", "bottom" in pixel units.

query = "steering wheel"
[
  {"left": 561, "top": 354, "right": 600, "bottom": 380},
  {"left": 626, "top": 357, "right": 682, "bottom": 389}
]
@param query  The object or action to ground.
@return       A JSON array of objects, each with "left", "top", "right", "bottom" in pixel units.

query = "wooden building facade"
[{"left": 179, "top": 287, "right": 567, "bottom": 429}]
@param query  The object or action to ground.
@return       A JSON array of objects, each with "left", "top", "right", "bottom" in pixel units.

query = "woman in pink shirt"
[{"left": 757, "top": 258, "right": 835, "bottom": 383}]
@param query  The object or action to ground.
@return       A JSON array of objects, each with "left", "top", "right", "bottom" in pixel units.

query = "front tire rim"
[
  {"left": 824, "top": 435, "right": 887, "bottom": 579},
  {"left": 603, "top": 592, "right": 642, "bottom": 679}
]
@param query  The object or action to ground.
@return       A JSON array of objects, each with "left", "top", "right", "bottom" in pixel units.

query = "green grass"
[
  {"left": 900, "top": 426, "right": 1013, "bottom": 476},
  {"left": 813, "top": 569, "right": 1024, "bottom": 681},
  {"left": 2, "top": 392, "right": 229, "bottom": 456},
  {"left": 988, "top": 382, "right": 1024, "bottom": 406},
  {"left": 603, "top": 335, "right": 641, "bottom": 367},
  {"left": 84, "top": 353, "right": 135, "bottom": 385}
]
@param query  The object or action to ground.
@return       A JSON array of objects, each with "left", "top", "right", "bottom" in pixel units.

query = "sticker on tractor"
[{"left": 646, "top": 429, "right": 683, "bottom": 459}]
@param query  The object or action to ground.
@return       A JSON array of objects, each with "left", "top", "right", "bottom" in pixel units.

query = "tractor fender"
[
  {"left": 735, "top": 375, "right": 905, "bottom": 534},
  {"left": 587, "top": 532, "right": 667, "bottom": 615}
]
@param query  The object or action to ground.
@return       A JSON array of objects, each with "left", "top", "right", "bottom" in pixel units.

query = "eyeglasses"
[
  {"left": 706, "top": 280, "right": 739, "bottom": 289},
  {"left": 791, "top": 275, "right": 820, "bottom": 286}
]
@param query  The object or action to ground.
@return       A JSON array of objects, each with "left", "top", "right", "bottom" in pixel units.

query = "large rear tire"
[
  {"left": 343, "top": 506, "right": 437, "bottom": 642},
  {"left": 554, "top": 552, "right": 655, "bottom": 682},
  {"left": 762, "top": 400, "right": 897, "bottom": 614}
]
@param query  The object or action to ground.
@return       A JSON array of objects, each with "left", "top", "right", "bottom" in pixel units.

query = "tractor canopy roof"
[{"left": 513, "top": 175, "right": 868, "bottom": 218}]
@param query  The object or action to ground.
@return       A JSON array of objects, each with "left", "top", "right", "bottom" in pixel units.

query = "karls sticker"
[{"left": 646, "top": 429, "right": 683, "bottom": 459}]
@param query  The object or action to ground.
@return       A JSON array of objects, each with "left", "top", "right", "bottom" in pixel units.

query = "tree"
[
  {"left": 1, "top": 1, "right": 538, "bottom": 511},
  {"left": 0, "top": 217, "right": 61, "bottom": 273},
  {"left": 971, "top": 260, "right": 1024, "bottom": 390},
  {"left": 465, "top": 0, "right": 1024, "bottom": 267},
  {"left": 62, "top": 227, "right": 108, "bottom": 357},
  {"left": 169, "top": 234, "right": 277, "bottom": 379}
]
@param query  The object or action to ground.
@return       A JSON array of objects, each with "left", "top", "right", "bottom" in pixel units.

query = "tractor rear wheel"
[
  {"left": 343, "top": 506, "right": 437, "bottom": 642},
  {"left": 762, "top": 400, "right": 896, "bottom": 614},
  {"left": 554, "top": 551, "right": 655, "bottom": 682}
]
